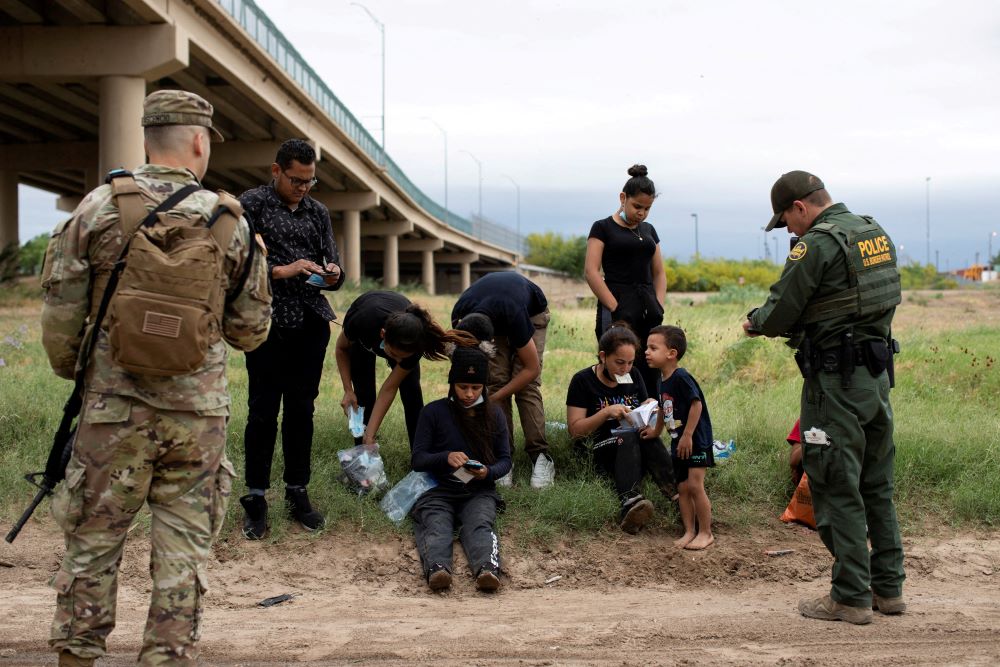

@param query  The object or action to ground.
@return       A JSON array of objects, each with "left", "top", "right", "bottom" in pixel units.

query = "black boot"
[
  {"left": 285, "top": 486, "right": 325, "bottom": 531},
  {"left": 239, "top": 494, "right": 268, "bottom": 540}
]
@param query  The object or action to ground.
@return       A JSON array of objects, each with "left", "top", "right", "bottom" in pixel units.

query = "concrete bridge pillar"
[
  {"left": 421, "top": 249, "right": 435, "bottom": 295},
  {"left": 383, "top": 233, "right": 399, "bottom": 288},
  {"left": 460, "top": 261, "right": 471, "bottom": 292},
  {"left": 344, "top": 209, "right": 361, "bottom": 284},
  {"left": 99, "top": 76, "right": 146, "bottom": 178},
  {"left": 0, "top": 172, "right": 18, "bottom": 280}
]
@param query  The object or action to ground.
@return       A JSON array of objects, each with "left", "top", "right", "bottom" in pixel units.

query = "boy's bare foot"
[
  {"left": 673, "top": 533, "right": 695, "bottom": 548},
  {"left": 684, "top": 533, "right": 715, "bottom": 550}
]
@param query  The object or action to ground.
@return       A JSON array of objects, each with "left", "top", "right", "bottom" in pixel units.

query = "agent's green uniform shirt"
[{"left": 749, "top": 203, "right": 894, "bottom": 350}]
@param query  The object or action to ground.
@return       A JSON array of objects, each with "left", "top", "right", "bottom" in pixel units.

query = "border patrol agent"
[
  {"left": 40, "top": 90, "right": 272, "bottom": 665},
  {"left": 743, "top": 171, "right": 905, "bottom": 625}
]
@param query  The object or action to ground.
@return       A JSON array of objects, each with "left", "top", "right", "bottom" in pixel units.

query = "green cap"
[
  {"left": 767, "top": 170, "right": 824, "bottom": 231},
  {"left": 141, "top": 89, "right": 224, "bottom": 142}
]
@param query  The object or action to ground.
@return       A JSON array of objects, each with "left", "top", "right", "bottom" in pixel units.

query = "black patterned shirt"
[{"left": 240, "top": 183, "right": 344, "bottom": 328}]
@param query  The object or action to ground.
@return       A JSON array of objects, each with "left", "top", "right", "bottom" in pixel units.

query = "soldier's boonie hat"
[
  {"left": 767, "top": 170, "right": 825, "bottom": 231},
  {"left": 142, "top": 89, "right": 224, "bottom": 143}
]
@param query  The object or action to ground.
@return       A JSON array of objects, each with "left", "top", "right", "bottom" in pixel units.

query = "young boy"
[{"left": 644, "top": 325, "right": 715, "bottom": 550}]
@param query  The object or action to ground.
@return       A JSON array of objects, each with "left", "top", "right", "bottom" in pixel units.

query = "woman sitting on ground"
[
  {"left": 410, "top": 345, "right": 511, "bottom": 592},
  {"left": 566, "top": 322, "right": 675, "bottom": 534}
]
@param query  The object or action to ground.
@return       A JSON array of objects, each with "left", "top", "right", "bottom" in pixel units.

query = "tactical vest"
[
  {"left": 91, "top": 173, "right": 243, "bottom": 377},
  {"left": 801, "top": 214, "right": 901, "bottom": 325}
]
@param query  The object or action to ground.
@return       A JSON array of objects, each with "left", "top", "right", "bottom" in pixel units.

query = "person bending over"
[{"left": 334, "top": 290, "right": 475, "bottom": 449}]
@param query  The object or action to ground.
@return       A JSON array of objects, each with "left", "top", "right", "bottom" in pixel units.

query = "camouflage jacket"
[{"left": 41, "top": 164, "right": 272, "bottom": 413}]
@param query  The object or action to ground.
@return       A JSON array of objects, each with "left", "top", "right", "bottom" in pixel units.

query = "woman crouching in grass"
[
  {"left": 566, "top": 322, "right": 675, "bottom": 534},
  {"left": 410, "top": 346, "right": 511, "bottom": 592}
]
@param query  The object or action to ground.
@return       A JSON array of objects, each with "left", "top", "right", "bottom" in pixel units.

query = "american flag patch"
[{"left": 142, "top": 312, "right": 182, "bottom": 338}]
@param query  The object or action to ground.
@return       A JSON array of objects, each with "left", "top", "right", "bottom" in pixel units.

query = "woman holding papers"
[
  {"left": 410, "top": 346, "right": 511, "bottom": 592},
  {"left": 565, "top": 323, "right": 675, "bottom": 534}
]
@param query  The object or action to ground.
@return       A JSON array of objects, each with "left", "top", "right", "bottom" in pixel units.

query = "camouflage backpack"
[{"left": 99, "top": 170, "right": 243, "bottom": 377}]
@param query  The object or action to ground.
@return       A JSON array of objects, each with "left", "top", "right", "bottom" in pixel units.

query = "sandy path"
[{"left": 1, "top": 525, "right": 998, "bottom": 666}]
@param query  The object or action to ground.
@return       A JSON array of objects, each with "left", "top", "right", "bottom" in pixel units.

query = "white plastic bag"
[
  {"left": 337, "top": 444, "right": 390, "bottom": 496},
  {"left": 380, "top": 471, "right": 438, "bottom": 523}
]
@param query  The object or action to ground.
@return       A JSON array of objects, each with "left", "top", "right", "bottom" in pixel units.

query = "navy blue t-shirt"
[
  {"left": 657, "top": 367, "right": 713, "bottom": 450},
  {"left": 451, "top": 272, "right": 548, "bottom": 349}
]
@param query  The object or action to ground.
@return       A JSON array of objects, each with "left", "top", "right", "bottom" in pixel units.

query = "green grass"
[{"left": 2, "top": 280, "right": 998, "bottom": 545}]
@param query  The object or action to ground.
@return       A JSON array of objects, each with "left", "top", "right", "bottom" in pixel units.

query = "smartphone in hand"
[{"left": 463, "top": 460, "right": 485, "bottom": 470}]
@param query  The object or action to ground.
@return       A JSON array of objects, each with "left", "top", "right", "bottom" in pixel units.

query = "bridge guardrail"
[{"left": 215, "top": 0, "right": 522, "bottom": 254}]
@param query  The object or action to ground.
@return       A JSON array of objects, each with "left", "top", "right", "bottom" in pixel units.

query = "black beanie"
[{"left": 448, "top": 346, "right": 489, "bottom": 385}]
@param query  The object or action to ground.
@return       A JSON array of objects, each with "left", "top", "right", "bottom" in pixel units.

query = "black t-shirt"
[
  {"left": 566, "top": 366, "right": 648, "bottom": 449},
  {"left": 342, "top": 290, "right": 420, "bottom": 370},
  {"left": 588, "top": 216, "right": 660, "bottom": 286},
  {"left": 451, "top": 272, "right": 548, "bottom": 349},
  {"left": 657, "top": 367, "right": 713, "bottom": 450}
]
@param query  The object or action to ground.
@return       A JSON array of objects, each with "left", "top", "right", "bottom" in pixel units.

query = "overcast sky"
[{"left": 21, "top": 0, "right": 1000, "bottom": 267}]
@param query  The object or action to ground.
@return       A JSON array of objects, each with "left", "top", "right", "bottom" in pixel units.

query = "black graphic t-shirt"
[
  {"left": 566, "top": 366, "right": 647, "bottom": 449},
  {"left": 657, "top": 367, "right": 713, "bottom": 451},
  {"left": 240, "top": 184, "right": 344, "bottom": 328}
]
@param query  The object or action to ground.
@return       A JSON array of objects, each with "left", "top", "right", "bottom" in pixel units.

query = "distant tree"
[
  {"left": 18, "top": 233, "right": 50, "bottom": 276},
  {"left": 524, "top": 232, "right": 587, "bottom": 276}
]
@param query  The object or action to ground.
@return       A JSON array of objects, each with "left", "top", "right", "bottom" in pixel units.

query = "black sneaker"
[
  {"left": 285, "top": 487, "right": 325, "bottom": 531},
  {"left": 239, "top": 494, "right": 268, "bottom": 540},
  {"left": 475, "top": 567, "right": 501, "bottom": 592},
  {"left": 427, "top": 563, "right": 452, "bottom": 591},
  {"left": 619, "top": 496, "right": 654, "bottom": 535}
]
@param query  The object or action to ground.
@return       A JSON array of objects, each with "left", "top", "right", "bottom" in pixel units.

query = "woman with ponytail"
[
  {"left": 585, "top": 164, "right": 667, "bottom": 396},
  {"left": 334, "top": 290, "right": 476, "bottom": 448},
  {"left": 410, "top": 345, "right": 511, "bottom": 592}
]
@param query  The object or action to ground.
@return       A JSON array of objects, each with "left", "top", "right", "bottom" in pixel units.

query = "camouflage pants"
[{"left": 49, "top": 392, "right": 235, "bottom": 665}]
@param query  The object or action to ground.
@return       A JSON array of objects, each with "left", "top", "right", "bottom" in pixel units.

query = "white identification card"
[
  {"left": 613, "top": 373, "right": 633, "bottom": 384},
  {"left": 804, "top": 427, "right": 831, "bottom": 445}
]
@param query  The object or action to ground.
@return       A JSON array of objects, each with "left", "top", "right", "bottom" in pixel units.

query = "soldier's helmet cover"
[{"left": 142, "top": 89, "right": 224, "bottom": 143}]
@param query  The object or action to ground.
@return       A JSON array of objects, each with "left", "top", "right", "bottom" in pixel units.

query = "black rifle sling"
[{"left": 45, "top": 184, "right": 201, "bottom": 484}]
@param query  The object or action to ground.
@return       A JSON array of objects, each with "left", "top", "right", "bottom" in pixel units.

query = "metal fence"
[{"left": 214, "top": 0, "right": 522, "bottom": 254}]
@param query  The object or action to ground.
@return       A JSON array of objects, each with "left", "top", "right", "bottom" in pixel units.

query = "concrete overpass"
[{"left": 0, "top": 0, "right": 522, "bottom": 293}]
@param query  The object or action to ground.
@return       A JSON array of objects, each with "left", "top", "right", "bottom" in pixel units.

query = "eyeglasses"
[{"left": 282, "top": 171, "right": 318, "bottom": 189}]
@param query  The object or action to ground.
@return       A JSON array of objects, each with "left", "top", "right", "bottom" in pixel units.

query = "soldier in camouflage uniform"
[
  {"left": 40, "top": 90, "right": 272, "bottom": 666},
  {"left": 744, "top": 171, "right": 905, "bottom": 626}
]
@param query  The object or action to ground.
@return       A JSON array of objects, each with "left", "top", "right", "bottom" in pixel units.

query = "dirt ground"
[{"left": 1, "top": 521, "right": 998, "bottom": 666}]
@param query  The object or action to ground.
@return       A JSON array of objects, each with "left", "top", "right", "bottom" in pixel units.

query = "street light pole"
[
  {"left": 501, "top": 173, "right": 521, "bottom": 255},
  {"left": 690, "top": 213, "right": 699, "bottom": 259},
  {"left": 990, "top": 231, "right": 998, "bottom": 272},
  {"left": 351, "top": 3, "right": 385, "bottom": 155},
  {"left": 422, "top": 117, "right": 448, "bottom": 226},
  {"left": 925, "top": 176, "right": 931, "bottom": 266},
  {"left": 460, "top": 150, "right": 483, "bottom": 239}
]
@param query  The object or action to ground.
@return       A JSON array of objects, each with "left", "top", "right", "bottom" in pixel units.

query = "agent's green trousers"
[{"left": 800, "top": 366, "right": 905, "bottom": 608}]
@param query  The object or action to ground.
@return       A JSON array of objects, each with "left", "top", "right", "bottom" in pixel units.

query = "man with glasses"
[
  {"left": 239, "top": 138, "right": 344, "bottom": 539},
  {"left": 743, "top": 170, "right": 905, "bottom": 625}
]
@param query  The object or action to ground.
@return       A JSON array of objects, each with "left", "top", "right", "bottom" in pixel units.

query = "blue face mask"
[
  {"left": 379, "top": 340, "right": 386, "bottom": 351},
  {"left": 620, "top": 208, "right": 629, "bottom": 223}
]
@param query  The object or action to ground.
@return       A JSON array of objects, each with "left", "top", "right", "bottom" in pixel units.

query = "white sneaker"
[
  {"left": 496, "top": 469, "right": 513, "bottom": 487},
  {"left": 530, "top": 453, "right": 555, "bottom": 489}
]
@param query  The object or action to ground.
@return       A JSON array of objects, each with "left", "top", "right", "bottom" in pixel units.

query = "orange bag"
[{"left": 780, "top": 472, "right": 816, "bottom": 529}]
